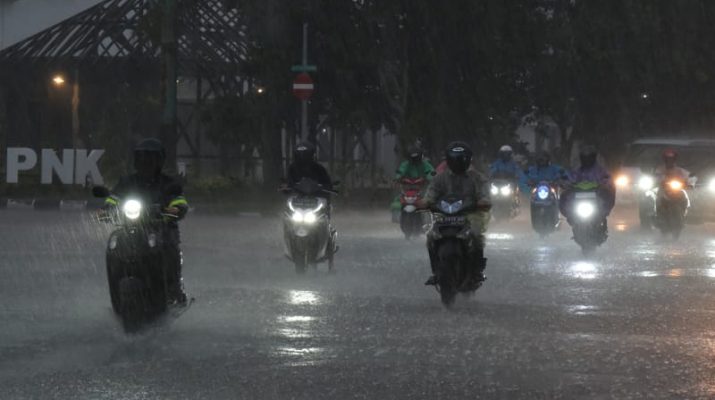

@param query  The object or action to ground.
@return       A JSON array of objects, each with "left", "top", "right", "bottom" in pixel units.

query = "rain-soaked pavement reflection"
[{"left": 4, "top": 207, "right": 715, "bottom": 398}]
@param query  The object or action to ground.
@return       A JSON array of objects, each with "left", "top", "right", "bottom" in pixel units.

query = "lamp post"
[{"left": 50, "top": 71, "right": 81, "bottom": 150}]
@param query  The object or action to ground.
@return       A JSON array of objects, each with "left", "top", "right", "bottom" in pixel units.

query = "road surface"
[{"left": 2, "top": 206, "right": 715, "bottom": 399}]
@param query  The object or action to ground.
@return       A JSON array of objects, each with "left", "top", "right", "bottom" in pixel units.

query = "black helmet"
[
  {"left": 536, "top": 152, "right": 551, "bottom": 167},
  {"left": 133, "top": 138, "right": 166, "bottom": 177},
  {"left": 579, "top": 144, "right": 598, "bottom": 169},
  {"left": 294, "top": 142, "right": 316, "bottom": 164},
  {"left": 445, "top": 141, "right": 473, "bottom": 174},
  {"left": 407, "top": 146, "right": 423, "bottom": 163}
]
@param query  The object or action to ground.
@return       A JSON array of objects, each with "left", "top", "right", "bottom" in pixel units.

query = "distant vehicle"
[{"left": 615, "top": 137, "right": 715, "bottom": 228}]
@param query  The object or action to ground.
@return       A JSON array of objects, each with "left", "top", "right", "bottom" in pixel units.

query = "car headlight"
[
  {"left": 637, "top": 176, "right": 655, "bottom": 191},
  {"left": 615, "top": 174, "right": 630, "bottom": 188},
  {"left": 575, "top": 201, "right": 595, "bottom": 219},
  {"left": 500, "top": 185, "right": 512, "bottom": 196},
  {"left": 123, "top": 199, "right": 142, "bottom": 220},
  {"left": 490, "top": 185, "right": 498, "bottom": 195}
]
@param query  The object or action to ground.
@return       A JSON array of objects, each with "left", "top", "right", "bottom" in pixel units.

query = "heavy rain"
[{"left": 3, "top": 1, "right": 715, "bottom": 399}]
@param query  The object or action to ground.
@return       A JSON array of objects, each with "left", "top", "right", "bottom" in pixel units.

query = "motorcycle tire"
[
  {"left": 106, "top": 259, "right": 121, "bottom": 315},
  {"left": 437, "top": 242, "right": 461, "bottom": 308},
  {"left": 119, "top": 277, "right": 145, "bottom": 333},
  {"left": 294, "top": 255, "right": 307, "bottom": 274}
]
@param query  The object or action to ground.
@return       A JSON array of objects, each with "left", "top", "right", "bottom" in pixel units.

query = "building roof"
[{"left": 0, "top": 0, "right": 248, "bottom": 78}]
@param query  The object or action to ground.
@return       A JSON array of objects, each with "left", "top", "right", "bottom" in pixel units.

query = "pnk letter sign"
[{"left": 5, "top": 148, "right": 105, "bottom": 185}]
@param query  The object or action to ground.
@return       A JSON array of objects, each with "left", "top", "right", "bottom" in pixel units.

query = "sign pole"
[{"left": 301, "top": 23, "right": 308, "bottom": 141}]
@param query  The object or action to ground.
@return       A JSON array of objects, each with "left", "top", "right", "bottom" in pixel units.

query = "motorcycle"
[
  {"left": 489, "top": 178, "right": 519, "bottom": 220},
  {"left": 398, "top": 177, "right": 428, "bottom": 239},
  {"left": 427, "top": 195, "right": 486, "bottom": 307},
  {"left": 92, "top": 185, "right": 180, "bottom": 333},
  {"left": 568, "top": 181, "right": 608, "bottom": 255},
  {"left": 530, "top": 181, "right": 560, "bottom": 237},
  {"left": 282, "top": 178, "right": 338, "bottom": 273},
  {"left": 654, "top": 176, "right": 691, "bottom": 239}
]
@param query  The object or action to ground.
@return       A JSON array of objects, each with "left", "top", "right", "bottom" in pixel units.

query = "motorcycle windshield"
[{"left": 439, "top": 199, "right": 464, "bottom": 214}]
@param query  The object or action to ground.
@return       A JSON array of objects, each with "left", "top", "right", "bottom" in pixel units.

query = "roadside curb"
[{"left": 0, "top": 198, "right": 387, "bottom": 214}]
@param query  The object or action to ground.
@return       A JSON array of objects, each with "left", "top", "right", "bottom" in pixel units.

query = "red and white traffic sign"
[{"left": 292, "top": 72, "right": 314, "bottom": 100}]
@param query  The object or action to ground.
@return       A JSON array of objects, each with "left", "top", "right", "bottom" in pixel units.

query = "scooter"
[
  {"left": 568, "top": 181, "right": 608, "bottom": 255},
  {"left": 93, "top": 186, "right": 181, "bottom": 333},
  {"left": 654, "top": 176, "right": 690, "bottom": 239},
  {"left": 490, "top": 178, "right": 519, "bottom": 220},
  {"left": 427, "top": 196, "right": 487, "bottom": 307},
  {"left": 530, "top": 181, "right": 560, "bottom": 237},
  {"left": 282, "top": 178, "right": 338, "bottom": 273},
  {"left": 398, "top": 177, "right": 428, "bottom": 239}
]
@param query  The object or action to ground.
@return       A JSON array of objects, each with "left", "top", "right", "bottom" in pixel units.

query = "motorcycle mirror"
[{"left": 92, "top": 186, "right": 110, "bottom": 198}]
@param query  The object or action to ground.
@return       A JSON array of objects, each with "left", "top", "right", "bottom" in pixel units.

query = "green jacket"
[{"left": 395, "top": 160, "right": 435, "bottom": 180}]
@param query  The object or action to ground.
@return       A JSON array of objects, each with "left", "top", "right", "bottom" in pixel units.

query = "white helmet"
[{"left": 499, "top": 145, "right": 513, "bottom": 153}]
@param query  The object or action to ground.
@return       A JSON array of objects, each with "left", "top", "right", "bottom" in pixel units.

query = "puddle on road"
[
  {"left": 288, "top": 290, "right": 322, "bottom": 306},
  {"left": 636, "top": 268, "right": 715, "bottom": 279},
  {"left": 569, "top": 261, "right": 599, "bottom": 280},
  {"left": 487, "top": 233, "right": 514, "bottom": 241}
]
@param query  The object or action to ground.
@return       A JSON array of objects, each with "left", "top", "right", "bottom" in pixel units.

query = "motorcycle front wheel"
[{"left": 118, "top": 277, "right": 145, "bottom": 333}]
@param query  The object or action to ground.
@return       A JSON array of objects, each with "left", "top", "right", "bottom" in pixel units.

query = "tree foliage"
[{"left": 226, "top": 0, "right": 715, "bottom": 179}]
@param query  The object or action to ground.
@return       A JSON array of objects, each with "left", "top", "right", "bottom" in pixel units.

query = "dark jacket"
[
  {"left": 287, "top": 161, "right": 333, "bottom": 191},
  {"left": 105, "top": 173, "right": 189, "bottom": 225}
]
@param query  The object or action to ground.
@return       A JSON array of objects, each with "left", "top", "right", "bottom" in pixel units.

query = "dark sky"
[{"left": 0, "top": 0, "right": 102, "bottom": 49}]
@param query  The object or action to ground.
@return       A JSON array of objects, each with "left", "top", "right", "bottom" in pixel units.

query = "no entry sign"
[{"left": 292, "top": 73, "right": 314, "bottom": 100}]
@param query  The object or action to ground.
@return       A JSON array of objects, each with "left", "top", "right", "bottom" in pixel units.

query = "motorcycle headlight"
[
  {"left": 537, "top": 186, "right": 550, "bottom": 200},
  {"left": 575, "top": 202, "right": 595, "bottom": 219},
  {"left": 500, "top": 185, "right": 512, "bottom": 196},
  {"left": 667, "top": 180, "right": 684, "bottom": 191},
  {"left": 638, "top": 176, "right": 655, "bottom": 191},
  {"left": 708, "top": 178, "right": 715, "bottom": 193},
  {"left": 123, "top": 199, "right": 142, "bottom": 220},
  {"left": 291, "top": 211, "right": 304, "bottom": 223},
  {"left": 303, "top": 212, "right": 317, "bottom": 224},
  {"left": 614, "top": 174, "right": 630, "bottom": 189}
]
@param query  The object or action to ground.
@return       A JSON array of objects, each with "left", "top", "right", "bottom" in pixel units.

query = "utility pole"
[
  {"left": 291, "top": 24, "right": 316, "bottom": 142},
  {"left": 300, "top": 23, "right": 308, "bottom": 141},
  {"left": 161, "top": 0, "right": 177, "bottom": 170}
]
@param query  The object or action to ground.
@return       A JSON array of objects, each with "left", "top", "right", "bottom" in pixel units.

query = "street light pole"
[
  {"left": 71, "top": 68, "right": 80, "bottom": 149},
  {"left": 161, "top": 0, "right": 178, "bottom": 170},
  {"left": 301, "top": 23, "right": 308, "bottom": 141}
]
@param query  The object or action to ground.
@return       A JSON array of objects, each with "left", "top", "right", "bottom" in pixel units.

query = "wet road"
[{"left": 2, "top": 206, "right": 715, "bottom": 399}]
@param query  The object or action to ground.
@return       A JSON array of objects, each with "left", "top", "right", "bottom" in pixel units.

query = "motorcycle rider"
[
  {"left": 394, "top": 146, "right": 435, "bottom": 181},
  {"left": 653, "top": 148, "right": 691, "bottom": 223},
  {"left": 284, "top": 142, "right": 337, "bottom": 250},
  {"left": 520, "top": 152, "right": 567, "bottom": 192},
  {"left": 391, "top": 146, "right": 435, "bottom": 218},
  {"left": 489, "top": 145, "right": 523, "bottom": 180},
  {"left": 286, "top": 142, "right": 333, "bottom": 191},
  {"left": 419, "top": 142, "right": 491, "bottom": 287},
  {"left": 559, "top": 145, "right": 615, "bottom": 224},
  {"left": 655, "top": 148, "right": 690, "bottom": 182},
  {"left": 103, "top": 138, "right": 189, "bottom": 305}
]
